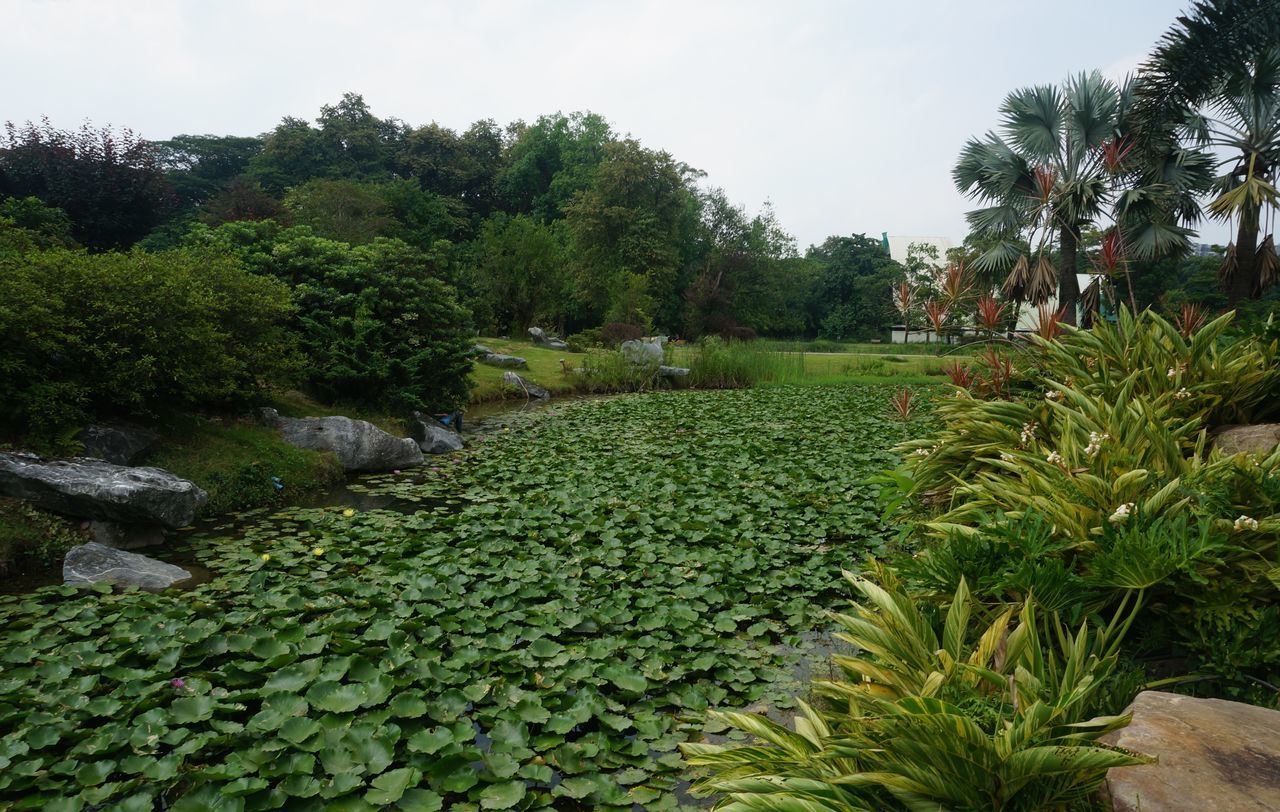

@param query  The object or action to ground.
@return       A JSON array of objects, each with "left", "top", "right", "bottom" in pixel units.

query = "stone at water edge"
[
  {"left": 621, "top": 339, "right": 664, "bottom": 368},
  {"left": 659, "top": 365, "right": 690, "bottom": 377},
  {"left": 64, "top": 542, "right": 191, "bottom": 590},
  {"left": 1102, "top": 690, "right": 1280, "bottom": 811},
  {"left": 411, "top": 412, "right": 465, "bottom": 455},
  {"left": 0, "top": 452, "right": 206, "bottom": 528},
  {"left": 260, "top": 408, "right": 424, "bottom": 473},
  {"left": 75, "top": 423, "right": 161, "bottom": 466},
  {"left": 479, "top": 353, "right": 528, "bottom": 369},
  {"left": 90, "top": 520, "right": 167, "bottom": 550},
  {"left": 1212, "top": 424, "right": 1280, "bottom": 456},
  {"left": 502, "top": 371, "right": 550, "bottom": 399}
]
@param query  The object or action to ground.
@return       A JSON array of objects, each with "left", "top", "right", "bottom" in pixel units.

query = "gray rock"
[
  {"left": 411, "top": 412, "right": 465, "bottom": 455},
  {"left": 471, "top": 343, "right": 494, "bottom": 356},
  {"left": 260, "top": 408, "right": 423, "bottom": 472},
  {"left": 0, "top": 452, "right": 207, "bottom": 528},
  {"left": 502, "top": 371, "right": 550, "bottom": 399},
  {"left": 480, "top": 353, "right": 528, "bottom": 369},
  {"left": 64, "top": 542, "right": 191, "bottom": 590},
  {"left": 1103, "top": 690, "right": 1280, "bottom": 811},
  {"left": 528, "top": 327, "right": 568, "bottom": 350},
  {"left": 1212, "top": 424, "right": 1280, "bottom": 456},
  {"left": 75, "top": 423, "right": 161, "bottom": 466},
  {"left": 659, "top": 365, "right": 690, "bottom": 377},
  {"left": 90, "top": 520, "right": 167, "bottom": 550},
  {"left": 621, "top": 339, "right": 664, "bottom": 368}
]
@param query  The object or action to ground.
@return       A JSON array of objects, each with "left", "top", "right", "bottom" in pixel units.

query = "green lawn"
[{"left": 469, "top": 338, "right": 587, "bottom": 402}]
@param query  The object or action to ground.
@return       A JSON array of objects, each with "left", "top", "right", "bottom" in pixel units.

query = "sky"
[{"left": 1, "top": 0, "right": 1231, "bottom": 249}]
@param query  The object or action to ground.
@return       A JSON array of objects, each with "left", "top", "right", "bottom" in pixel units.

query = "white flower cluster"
[
  {"left": 1174, "top": 387, "right": 1191, "bottom": 400},
  {"left": 999, "top": 451, "right": 1016, "bottom": 462},
  {"left": 1109, "top": 502, "right": 1135, "bottom": 524},
  {"left": 1234, "top": 515, "right": 1260, "bottom": 531},
  {"left": 1084, "top": 431, "right": 1110, "bottom": 456},
  {"left": 1045, "top": 450, "right": 1064, "bottom": 465},
  {"left": 1046, "top": 389, "right": 1063, "bottom": 401},
  {"left": 1020, "top": 422, "right": 1037, "bottom": 444},
  {"left": 909, "top": 448, "right": 931, "bottom": 458}
]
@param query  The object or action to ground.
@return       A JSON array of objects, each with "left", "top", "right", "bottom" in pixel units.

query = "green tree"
[
  {"left": 283, "top": 179, "right": 392, "bottom": 244},
  {"left": 470, "top": 214, "right": 569, "bottom": 334},
  {"left": 152, "top": 134, "right": 263, "bottom": 206},
  {"left": 806, "top": 234, "right": 903, "bottom": 340},
  {"left": 565, "top": 139, "right": 696, "bottom": 329},
  {"left": 500, "top": 112, "right": 613, "bottom": 222}
]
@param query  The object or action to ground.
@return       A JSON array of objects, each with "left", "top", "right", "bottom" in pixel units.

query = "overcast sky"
[{"left": 2, "top": 0, "right": 1230, "bottom": 248}]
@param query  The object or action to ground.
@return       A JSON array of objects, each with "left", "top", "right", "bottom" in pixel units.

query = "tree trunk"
[
  {"left": 1227, "top": 213, "right": 1260, "bottom": 305},
  {"left": 1058, "top": 225, "right": 1081, "bottom": 327}
]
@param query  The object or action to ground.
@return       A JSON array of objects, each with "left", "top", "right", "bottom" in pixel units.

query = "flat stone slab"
[
  {"left": 1213, "top": 424, "right": 1280, "bottom": 455},
  {"left": 1103, "top": 691, "right": 1280, "bottom": 811},
  {"left": 64, "top": 542, "right": 191, "bottom": 590},
  {"left": 479, "top": 353, "right": 528, "bottom": 369},
  {"left": 0, "top": 452, "right": 206, "bottom": 528}
]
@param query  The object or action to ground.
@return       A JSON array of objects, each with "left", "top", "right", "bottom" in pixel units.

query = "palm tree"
[
  {"left": 1135, "top": 0, "right": 1280, "bottom": 304},
  {"left": 954, "top": 73, "right": 1200, "bottom": 325}
]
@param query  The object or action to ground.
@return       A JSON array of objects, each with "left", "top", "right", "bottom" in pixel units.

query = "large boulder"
[
  {"left": 411, "top": 412, "right": 465, "bottom": 455},
  {"left": 471, "top": 343, "right": 494, "bottom": 356},
  {"left": 480, "top": 353, "right": 528, "bottom": 369},
  {"left": 621, "top": 339, "right": 664, "bottom": 368},
  {"left": 1103, "top": 690, "right": 1280, "bottom": 811},
  {"left": 260, "top": 408, "right": 423, "bottom": 472},
  {"left": 502, "top": 371, "right": 550, "bottom": 399},
  {"left": 64, "top": 542, "right": 191, "bottom": 590},
  {"left": 659, "top": 365, "right": 690, "bottom": 377},
  {"left": 0, "top": 453, "right": 206, "bottom": 528},
  {"left": 75, "top": 423, "right": 161, "bottom": 466},
  {"left": 1213, "top": 424, "right": 1280, "bottom": 456},
  {"left": 528, "top": 327, "right": 568, "bottom": 350}
]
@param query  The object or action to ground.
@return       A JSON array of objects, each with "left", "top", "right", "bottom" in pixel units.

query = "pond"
[{"left": 0, "top": 384, "right": 927, "bottom": 810}]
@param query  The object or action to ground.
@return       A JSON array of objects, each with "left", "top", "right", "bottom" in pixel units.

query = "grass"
[
  {"left": 470, "top": 337, "right": 955, "bottom": 403},
  {"left": 0, "top": 497, "right": 83, "bottom": 577},
  {"left": 758, "top": 338, "right": 982, "bottom": 356},
  {"left": 144, "top": 416, "right": 345, "bottom": 515}
]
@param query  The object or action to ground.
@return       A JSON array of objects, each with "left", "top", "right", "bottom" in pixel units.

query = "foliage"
[
  {"left": 0, "top": 119, "right": 173, "bottom": 250},
  {"left": 470, "top": 214, "right": 570, "bottom": 334},
  {"left": 599, "top": 322, "right": 646, "bottom": 348},
  {"left": 0, "top": 244, "right": 298, "bottom": 436},
  {"left": 686, "top": 338, "right": 806, "bottom": 389},
  {"left": 0, "top": 498, "right": 84, "bottom": 576},
  {"left": 806, "top": 234, "right": 903, "bottom": 341},
  {"left": 187, "top": 223, "right": 474, "bottom": 413},
  {"left": 0, "top": 385, "right": 924, "bottom": 809},
  {"left": 683, "top": 574, "right": 1147, "bottom": 811},
  {"left": 892, "top": 310, "right": 1280, "bottom": 698}
]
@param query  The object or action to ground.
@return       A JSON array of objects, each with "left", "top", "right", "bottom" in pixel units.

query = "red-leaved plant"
[
  {"left": 942, "top": 360, "right": 975, "bottom": 389},
  {"left": 890, "top": 387, "right": 914, "bottom": 420},
  {"left": 1174, "top": 302, "right": 1206, "bottom": 339},
  {"left": 976, "top": 295, "right": 1008, "bottom": 334}
]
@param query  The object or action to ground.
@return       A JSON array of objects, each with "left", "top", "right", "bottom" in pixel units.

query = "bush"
[
  {"left": 0, "top": 245, "right": 298, "bottom": 437},
  {"left": 599, "top": 321, "right": 645, "bottom": 348},
  {"left": 684, "top": 572, "right": 1147, "bottom": 810},
  {"left": 565, "top": 327, "right": 602, "bottom": 353},
  {"left": 187, "top": 224, "right": 475, "bottom": 413},
  {"left": 889, "top": 309, "right": 1280, "bottom": 700}
]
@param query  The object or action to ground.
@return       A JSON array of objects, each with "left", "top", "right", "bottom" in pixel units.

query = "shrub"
[
  {"left": 683, "top": 572, "right": 1147, "bottom": 810},
  {"left": 599, "top": 321, "right": 645, "bottom": 348},
  {"left": 0, "top": 245, "right": 298, "bottom": 437},
  {"left": 565, "top": 327, "right": 602, "bottom": 353}
]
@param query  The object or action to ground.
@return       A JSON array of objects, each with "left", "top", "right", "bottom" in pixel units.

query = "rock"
[
  {"left": 63, "top": 542, "right": 191, "bottom": 590},
  {"left": 529, "top": 327, "right": 568, "bottom": 350},
  {"left": 260, "top": 408, "right": 424, "bottom": 472},
  {"left": 1213, "top": 424, "right": 1280, "bottom": 456},
  {"left": 0, "top": 452, "right": 207, "bottom": 528},
  {"left": 411, "top": 412, "right": 465, "bottom": 455},
  {"left": 90, "top": 520, "right": 167, "bottom": 550},
  {"left": 480, "top": 353, "right": 528, "bottom": 369},
  {"left": 659, "top": 365, "right": 690, "bottom": 377},
  {"left": 621, "top": 339, "right": 664, "bottom": 368},
  {"left": 1102, "top": 690, "right": 1280, "bottom": 811},
  {"left": 471, "top": 343, "right": 494, "bottom": 356},
  {"left": 75, "top": 423, "right": 161, "bottom": 466},
  {"left": 502, "top": 371, "right": 550, "bottom": 399}
]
